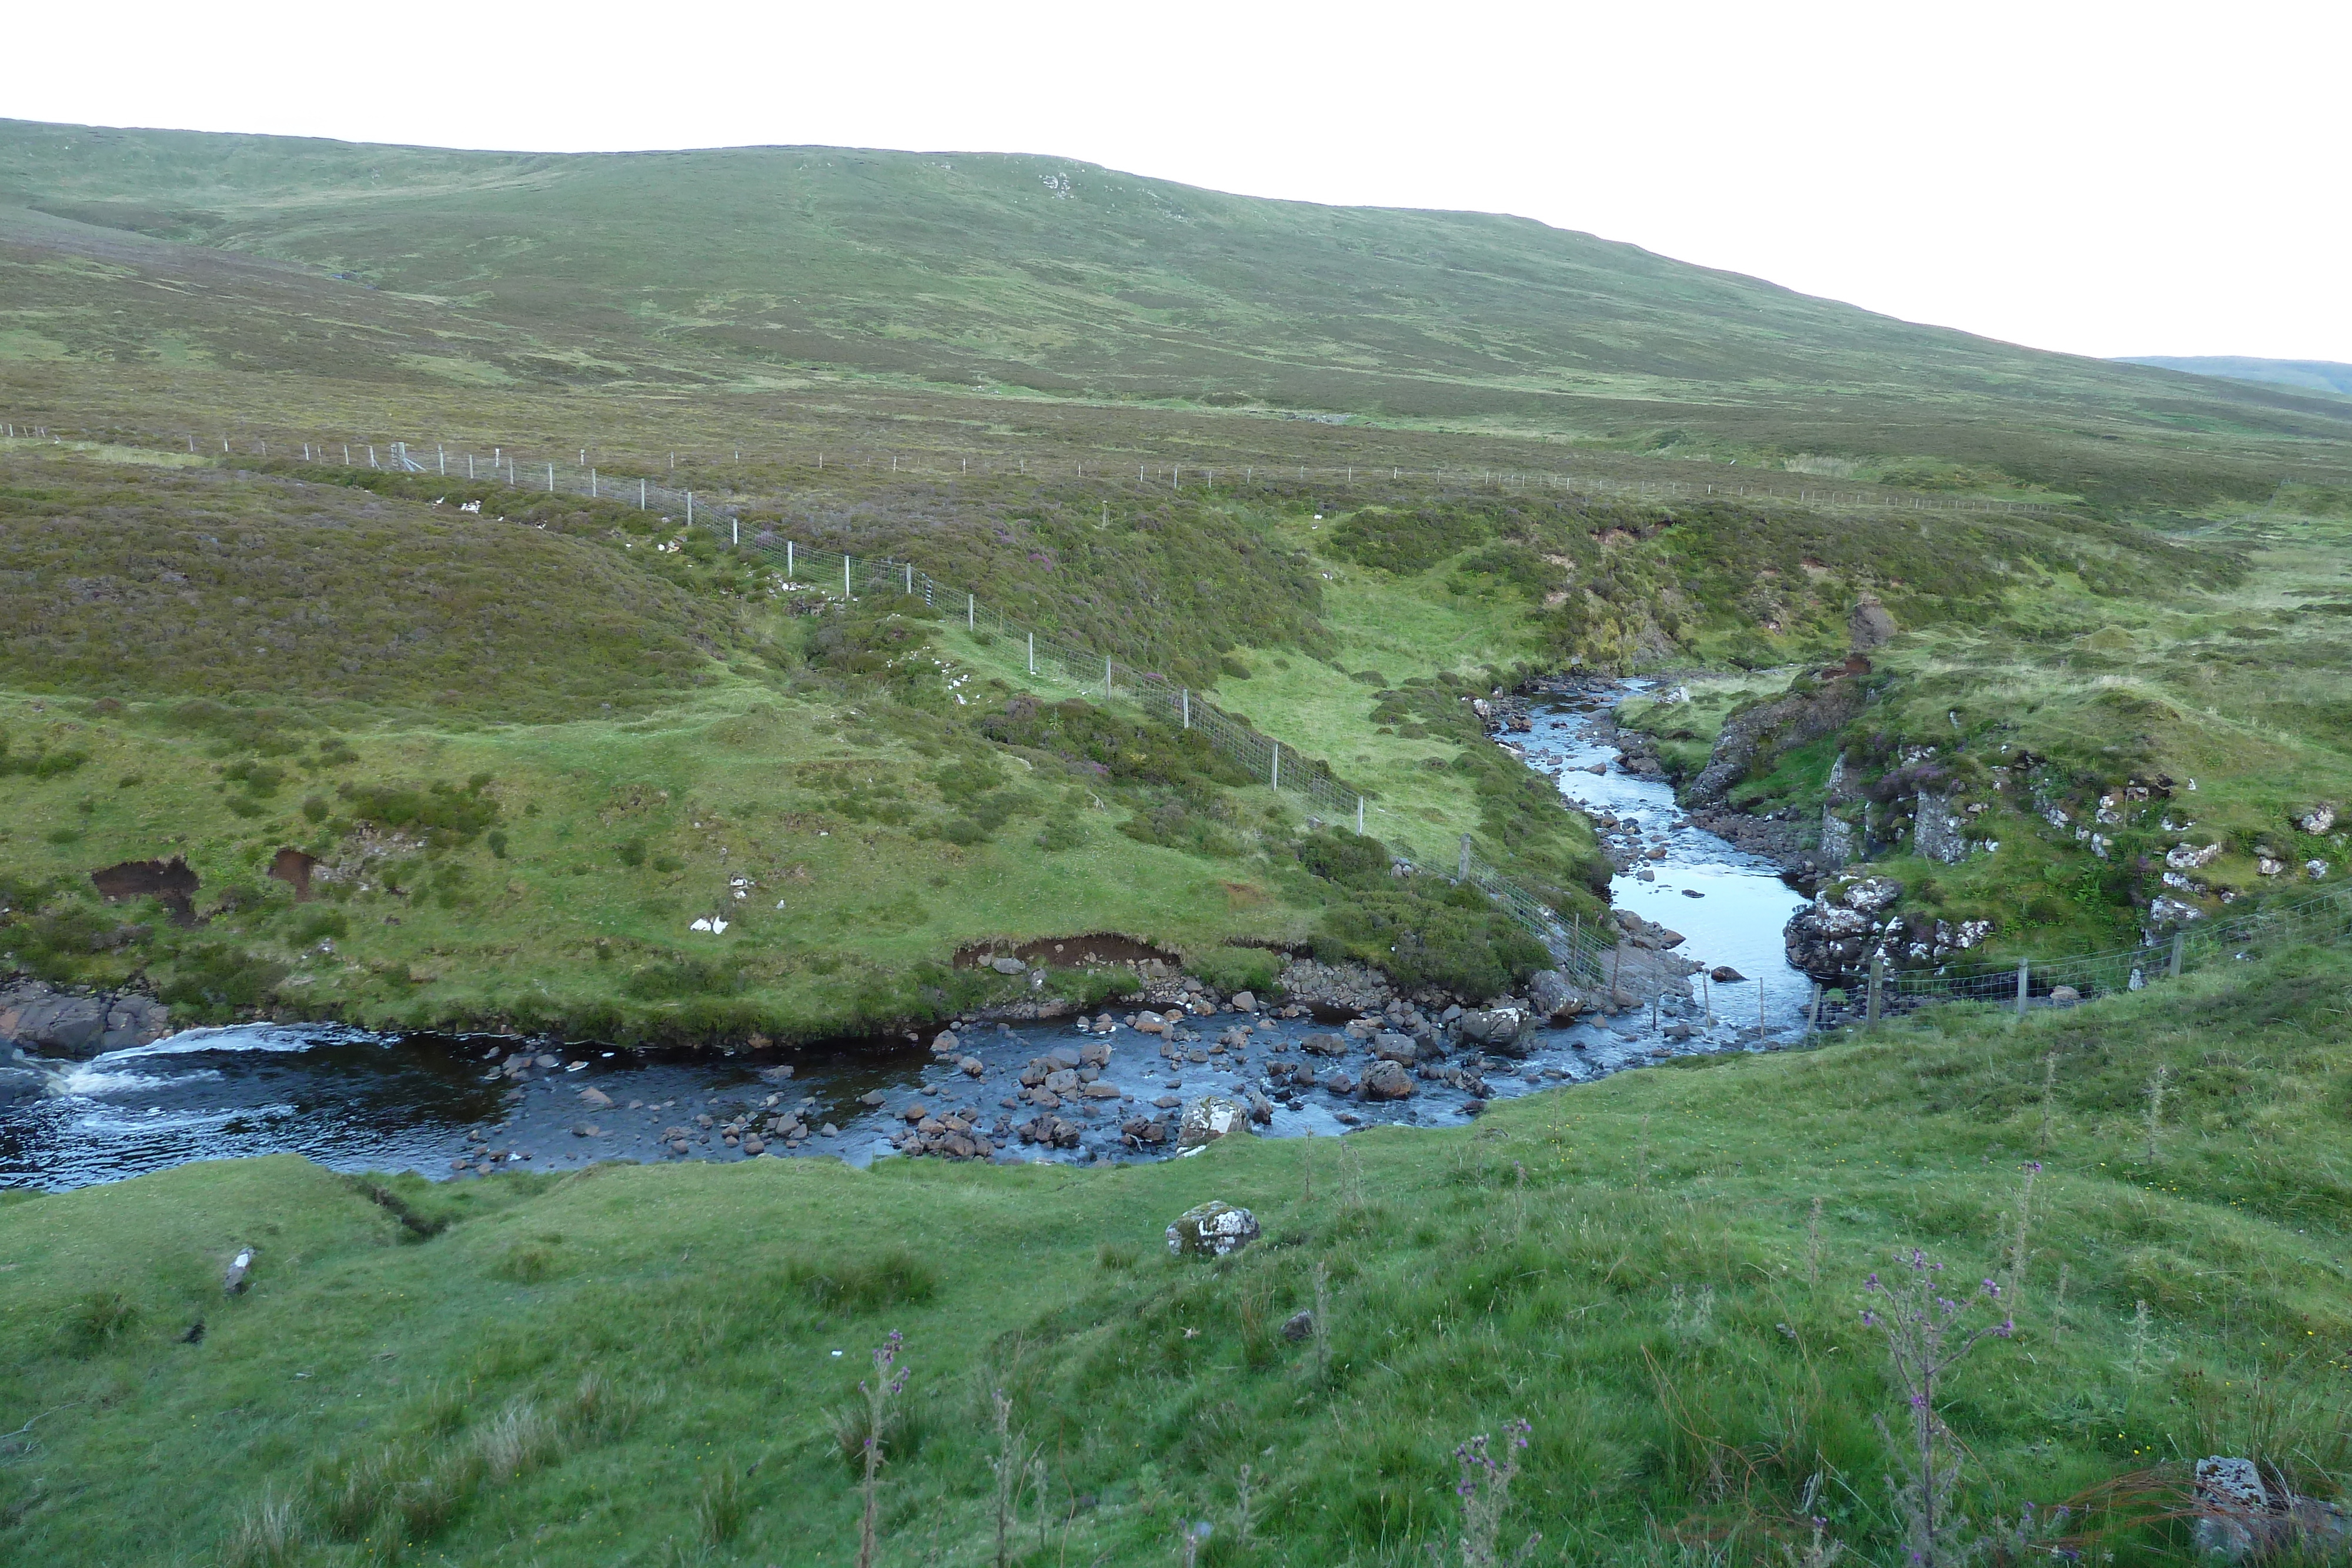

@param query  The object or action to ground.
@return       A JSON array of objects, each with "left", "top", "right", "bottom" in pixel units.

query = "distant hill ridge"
[
  {"left": 4, "top": 118, "right": 2351, "bottom": 506},
  {"left": 2116, "top": 356, "right": 2352, "bottom": 398}
]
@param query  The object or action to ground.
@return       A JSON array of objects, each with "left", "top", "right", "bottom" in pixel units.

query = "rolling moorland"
[{"left": 3, "top": 118, "right": 2352, "bottom": 1566}]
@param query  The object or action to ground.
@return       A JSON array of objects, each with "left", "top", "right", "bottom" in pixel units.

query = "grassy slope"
[
  {"left": 0, "top": 442, "right": 1371, "bottom": 1038},
  {"left": 6, "top": 119, "right": 2352, "bottom": 509},
  {"left": 5, "top": 941, "right": 2349, "bottom": 1564}
]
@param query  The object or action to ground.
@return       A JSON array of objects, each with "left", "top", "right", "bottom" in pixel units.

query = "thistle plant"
[
  {"left": 1452, "top": 1417, "right": 1540, "bottom": 1568},
  {"left": 1860, "top": 1252, "right": 2014, "bottom": 1568},
  {"left": 856, "top": 1330, "right": 909, "bottom": 1568}
]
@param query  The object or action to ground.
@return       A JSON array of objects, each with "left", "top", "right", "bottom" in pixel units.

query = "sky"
[{"left": 11, "top": 0, "right": 2348, "bottom": 363}]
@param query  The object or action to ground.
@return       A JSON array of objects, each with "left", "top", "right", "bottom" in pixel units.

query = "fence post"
[
  {"left": 1867, "top": 955, "right": 1883, "bottom": 1022},
  {"left": 732, "top": 518, "right": 739, "bottom": 546},
  {"left": 686, "top": 491, "right": 694, "bottom": 525},
  {"left": 640, "top": 479, "right": 646, "bottom": 509},
  {"left": 1271, "top": 741, "right": 1280, "bottom": 789},
  {"left": 368, "top": 445, "right": 377, "bottom": 468},
  {"left": 1357, "top": 795, "right": 1364, "bottom": 834},
  {"left": 786, "top": 541, "right": 793, "bottom": 577},
  {"left": 1181, "top": 690, "right": 1190, "bottom": 728},
  {"left": 1027, "top": 633, "right": 1035, "bottom": 676},
  {"left": 1458, "top": 834, "right": 1472, "bottom": 881},
  {"left": 1105, "top": 656, "right": 1113, "bottom": 698},
  {"left": 967, "top": 593, "right": 974, "bottom": 630},
  {"left": 2168, "top": 930, "right": 2185, "bottom": 979},
  {"left": 845, "top": 556, "right": 853, "bottom": 599},
  {"left": 906, "top": 564, "right": 914, "bottom": 594},
  {"left": 590, "top": 467, "right": 596, "bottom": 497},
  {"left": 547, "top": 462, "right": 554, "bottom": 493},
  {"left": 439, "top": 446, "right": 446, "bottom": 474},
  {"left": 2015, "top": 959, "right": 2030, "bottom": 1018}
]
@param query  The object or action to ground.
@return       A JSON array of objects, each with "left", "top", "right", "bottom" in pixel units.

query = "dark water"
[{"left": 2, "top": 691, "right": 1814, "bottom": 1192}]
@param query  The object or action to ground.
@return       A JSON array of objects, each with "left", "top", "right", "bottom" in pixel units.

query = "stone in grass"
[
  {"left": 1177, "top": 1095, "right": 1251, "bottom": 1149},
  {"left": 222, "top": 1246, "right": 256, "bottom": 1295},
  {"left": 1166, "top": 1201, "right": 1260, "bottom": 1259},
  {"left": 1280, "top": 1309, "right": 1316, "bottom": 1342}
]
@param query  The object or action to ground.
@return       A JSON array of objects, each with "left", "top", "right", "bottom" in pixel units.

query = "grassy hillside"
[
  {"left": 6, "top": 119, "right": 2352, "bottom": 510},
  {"left": 5, "top": 937, "right": 2350, "bottom": 1564},
  {"left": 0, "top": 440, "right": 1596, "bottom": 1039}
]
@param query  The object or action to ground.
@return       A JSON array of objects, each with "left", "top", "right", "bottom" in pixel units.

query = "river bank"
[{"left": 5, "top": 683, "right": 1829, "bottom": 1190}]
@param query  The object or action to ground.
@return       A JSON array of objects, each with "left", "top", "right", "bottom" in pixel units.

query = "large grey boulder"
[
  {"left": 1165, "top": 1201, "right": 1259, "bottom": 1258},
  {"left": 1362, "top": 1060, "right": 1414, "bottom": 1100}
]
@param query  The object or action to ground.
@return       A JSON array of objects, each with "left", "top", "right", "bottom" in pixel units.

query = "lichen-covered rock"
[
  {"left": 1177, "top": 1096, "right": 1250, "bottom": 1149},
  {"left": 2297, "top": 804, "right": 2337, "bottom": 837},
  {"left": 1165, "top": 1201, "right": 1259, "bottom": 1258},
  {"left": 1782, "top": 876, "right": 1907, "bottom": 984}
]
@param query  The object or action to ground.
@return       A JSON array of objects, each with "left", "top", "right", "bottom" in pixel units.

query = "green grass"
[{"left": 6, "top": 940, "right": 2351, "bottom": 1564}]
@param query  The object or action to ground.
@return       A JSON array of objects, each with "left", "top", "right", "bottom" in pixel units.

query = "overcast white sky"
[{"left": 12, "top": 0, "right": 2348, "bottom": 363}]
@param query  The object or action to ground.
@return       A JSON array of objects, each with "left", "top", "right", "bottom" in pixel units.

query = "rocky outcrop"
[
  {"left": 1783, "top": 875, "right": 1903, "bottom": 984},
  {"left": 0, "top": 980, "right": 173, "bottom": 1059},
  {"left": 1685, "top": 669, "right": 1870, "bottom": 807},
  {"left": 1849, "top": 595, "right": 1897, "bottom": 651}
]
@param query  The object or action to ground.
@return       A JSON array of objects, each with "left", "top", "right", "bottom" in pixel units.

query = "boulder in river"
[
  {"left": 1362, "top": 1061, "right": 1414, "bottom": 1100},
  {"left": 1454, "top": 1007, "right": 1535, "bottom": 1058},
  {"left": 1177, "top": 1096, "right": 1250, "bottom": 1149},
  {"left": 0, "top": 1051, "right": 48, "bottom": 1104},
  {"left": 0, "top": 981, "right": 173, "bottom": 1059},
  {"left": 1165, "top": 1200, "right": 1259, "bottom": 1258},
  {"left": 1526, "top": 968, "right": 1586, "bottom": 1022}
]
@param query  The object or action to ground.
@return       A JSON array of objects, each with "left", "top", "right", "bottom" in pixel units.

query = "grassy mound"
[{"left": 4, "top": 943, "right": 2347, "bottom": 1563}]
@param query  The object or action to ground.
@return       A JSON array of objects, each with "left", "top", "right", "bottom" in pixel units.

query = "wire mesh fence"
[
  {"left": 1877, "top": 882, "right": 2352, "bottom": 1012},
  {"left": 2, "top": 419, "right": 2063, "bottom": 520}
]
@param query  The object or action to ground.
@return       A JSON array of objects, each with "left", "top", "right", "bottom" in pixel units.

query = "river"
[{"left": 1, "top": 687, "right": 1815, "bottom": 1192}]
